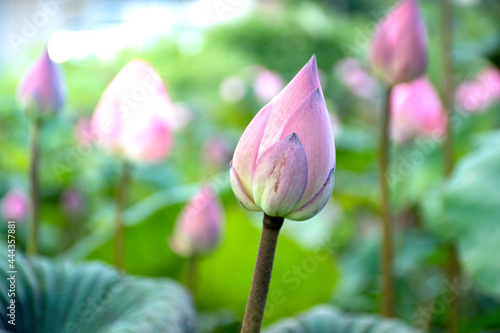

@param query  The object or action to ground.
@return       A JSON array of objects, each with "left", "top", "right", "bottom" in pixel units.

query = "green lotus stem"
[
  {"left": 241, "top": 214, "right": 284, "bottom": 333},
  {"left": 114, "top": 161, "right": 130, "bottom": 271},
  {"left": 379, "top": 85, "right": 394, "bottom": 317},
  {"left": 27, "top": 120, "right": 41, "bottom": 255},
  {"left": 441, "top": 0, "right": 460, "bottom": 331}
]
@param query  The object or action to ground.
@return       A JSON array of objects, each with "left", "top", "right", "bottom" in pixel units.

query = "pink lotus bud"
[
  {"left": 169, "top": 185, "right": 224, "bottom": 257},
  {"left": 172, "top": 103, "right": 193, "bottom": 129},
  {"left": 455, "top": 67, "right": 500, "bottom": 113},
  {"left": 74, "top": 117, "right": 93, "bottom": 144},
  {"left": 230, "top": 55, "right": 336, "bottom": 221},
  {"left": 60, "top": 188, "right": 85, "bottom": 217},
  {"left": 391, "top": 76, "right": 446, "bottom": 142},
  {"left": 1, "top": 188, "right": 30, "bottom": 221},
  {"left": 335, "top": 58, "right": 377, "bottom": 99},
  {"left": 369, "top": 0, "right": 428, "bottom": 85},
  {"left": 202, "top": 135, "right": 233, "bottom": 169},
  {"left": 219, "top": 76, "right": 247, "bottom": 103},
  {"left": 253, "top": 68, "right": 284, "bottom": 103},
  {"left": 17, "top": 48, "right": 65, "bottom": 120},
  {"left": 91, "top": 60, "right": 174, "bottom": 164}
]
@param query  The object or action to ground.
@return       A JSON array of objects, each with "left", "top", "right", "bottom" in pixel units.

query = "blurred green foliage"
[{"left": 0, "top": 0, "right": 500, "bottom": 331}]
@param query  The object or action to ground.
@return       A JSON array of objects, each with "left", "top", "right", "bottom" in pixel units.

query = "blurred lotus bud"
[
  {"left": 74, "top": 117, "right": 93, "bottom": 144},
  {"left": 455, "top": 67, "right": 500, "bottom": 113},
  {"left": 219, "top": 76, "right": 247, "bottom": 103},
  {"left": 60, "top": 188, "right": 85, "bottom": 217},
  {"left": 369, "top": 0, "right": 428, "bottom": 85},
  {"left": 230, "top": 55, "right": 336, "bottom": 221},
  {"left": 335, "top": 58, "right": 377, "bottom": 99},
  {"left": 391, "top": 76, "right": 446, "bottom": 142},
  {"left": 91, "top": 60, "right": 174, "bottom": 164},
  {"left": 170, "top": 185, "right": 224, "bottom": 257},
  {"left": 1, "top": 188, "right": 30, "bottom": 221},
  {"left": 202, "top": 135, "right": 233, "bottom": 170},
  {"left": 17, "top": 48, "right": 65, "bottom": 120},
  {"left": 253, "top": 68, "right": 284, "bottom": 103},
  {"left": 172, "top": 103, "right": 193, "bottom": 129}
]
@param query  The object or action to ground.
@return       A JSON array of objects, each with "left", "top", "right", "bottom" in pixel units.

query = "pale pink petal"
[
  {"left": 286, "top": 168, "right": 335, "bottom": 221},
  {"left": 253, "top": 134, "right": 308, "bottom": 217},
  {"left": 230, "top": 164, "right": 261, "bottom": 211},
  {"left": 280, "top": 89, "right": 335, "bottom": 207},
  {"left": 231, "top": 103, "right": 272, "bottom": 199},
  {"left": 257, "top": 55, "right": 321, "bottom": 159}
]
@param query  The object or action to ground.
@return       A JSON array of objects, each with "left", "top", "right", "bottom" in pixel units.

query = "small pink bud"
[
  {"left": 17, "top": 48, "right": 65, "bottom": 120},
  {"left": 253, "top": 68, "right": 284, "bottom": 103},
  {"left": 172, "top": 103, "right": 193, "bottom": 129},
  {"left": 169, "top": 185, "right": 224, "bottom": 257},
  {"left": 1, "top": 188, "right": 30, "bottom": 221},
  {"left": 455, "top": 67, "right": 500, "bottom": 113},
  {"left": 74, "top": 117, "right": 93, "bottom": 144},
  {"left": 202, "top": 135, "right": 233, "bottom": 169},
  {"left": 230, "top": 56, "right": 336, "bottom": 221},
  {"left": 60, "top": 188, "right": 85, "bottom": 217},
  {"left": 91, "top": 60, "right": 174, "bottom": 163},
  {"left": 391, "top": 76, "right": 446, "bottom": 142},
  {"left": 335, "top": 58, "right": 377, "bottom": 99},
  {"left": 369, "top": 0, "right": 428, "bottom": 85},
  {"left": 219, "top": 76, "right": 247, "bottom": 103}
]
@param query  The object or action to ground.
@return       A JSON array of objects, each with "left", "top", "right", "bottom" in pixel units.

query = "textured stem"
[
  {"left": 27, "top": 120, "right": 41, "bottom": 256},
  {"left": 441, "top": 0, "right": 460, "bottom": 331},
  {"left": 379, "top": 85, "right": 394, "bottom": 317},
  {"left": 241, "top": 214, "right": 284, "bottom": 333},
  {"left": 114, "top": 161, "right": 130, "bottom": 271}
]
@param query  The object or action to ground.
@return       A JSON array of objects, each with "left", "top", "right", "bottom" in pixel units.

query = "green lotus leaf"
[
  {"left": 0, "top": 246, "right": 196, "bottom": 332},
  {"left": 263, "top": 305, "right": 422, "bottom": 333}
]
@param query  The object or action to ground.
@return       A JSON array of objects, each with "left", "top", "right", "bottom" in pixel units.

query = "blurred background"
[{"left": 1, "top": 0, "right": 500, "bottom": 332}]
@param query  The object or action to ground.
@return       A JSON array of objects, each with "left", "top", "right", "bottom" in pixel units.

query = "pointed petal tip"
[
  {"left": 309, "top": 55, "right": 319, "bottom": 72},
  {"left": 307, "top": 55, "right": 321, "bottom": 86},
  {"left": 287, "top": 132, "right": 299, "bottom": 142},
  {"left": 285, "top": 132, "right": 306, "bottom": 151}
]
